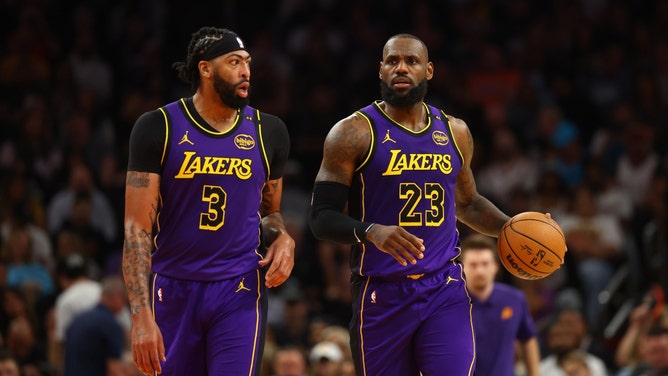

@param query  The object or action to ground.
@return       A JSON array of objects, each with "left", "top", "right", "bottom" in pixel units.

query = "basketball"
[{"left": 497, "top": 211, "right": 567, "bottom": 280}]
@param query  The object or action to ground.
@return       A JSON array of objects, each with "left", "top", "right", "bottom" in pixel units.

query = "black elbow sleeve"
[{"left": 310, "top": 181, "right": 373, "bottom": 244}]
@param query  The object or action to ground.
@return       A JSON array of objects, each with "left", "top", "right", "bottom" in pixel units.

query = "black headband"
[{"left": 199, "top": 33, "right": 247, "bottom": 61}]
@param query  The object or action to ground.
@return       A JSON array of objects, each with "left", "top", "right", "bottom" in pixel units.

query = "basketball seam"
[
  {"left": 509, "top": 219, "right": 565, "bottom": 262},
  {"left": 500, "top": 222, "right": 554, "bottom": 278}
]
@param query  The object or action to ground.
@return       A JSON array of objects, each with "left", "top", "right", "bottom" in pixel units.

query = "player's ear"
[
  {"left": 426, "top": 62, "right": 434, "bottom": 81},
  {"left": 199, "top": 61, "right": 212, "bottom": 78}
]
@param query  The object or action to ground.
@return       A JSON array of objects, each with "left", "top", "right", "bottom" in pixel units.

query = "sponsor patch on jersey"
[
  {"left": 234, "top": 134, "right": 255, "bottom": 150},
  {"left": 432, "top": 130, "right": 449, "bottom": 146}
]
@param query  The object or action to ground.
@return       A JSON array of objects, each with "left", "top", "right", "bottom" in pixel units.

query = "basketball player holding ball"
[{"left": 310, "top": 34, "right": 530, "bottom": 376}]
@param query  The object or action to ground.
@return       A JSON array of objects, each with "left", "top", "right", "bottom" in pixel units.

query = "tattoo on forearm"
[
  {"left": 122, "top": 198, "right": 158, "bottom": 315},
  {"left": 260, "top": 180, "right": 279, "bottom": 214},
  {"left": 126, "top": 171, "right": 150, "bottom": 188},
  {"left": 122, "top": 226, "right": 153, "bottom": 315}
]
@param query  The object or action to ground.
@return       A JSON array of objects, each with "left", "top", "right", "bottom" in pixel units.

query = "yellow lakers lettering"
[
  {"left": 175, "top": 151, "right": 252, "bottom": 180},
  {"left": 382, "top": 149, "right": 453, "bottom": 176}
]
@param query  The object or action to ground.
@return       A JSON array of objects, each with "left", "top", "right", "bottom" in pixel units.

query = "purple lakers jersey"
[
  {"left": 350, "top": 101, "right": 463, "bottom": 279},
  {"left": 153, "top": 99, "right": 268, "bottom": 281}
]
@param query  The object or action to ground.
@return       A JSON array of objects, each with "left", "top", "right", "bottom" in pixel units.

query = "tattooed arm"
[
  {"left": 450, "top": 116, "right": 510, "bottom": 237},
  {"left": 258, "top": 177, "right": 295, "bottom": 288},
  {"left": 123, "top": 171, "right": 165, "bottom": 374}
]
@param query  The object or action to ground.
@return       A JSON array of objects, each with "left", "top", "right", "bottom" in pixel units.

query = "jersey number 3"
[
  {"left": 200, "top": 185, "right": 226, "bottom": 231},
  {"left": 399, "top": 182, "right": 445, "bottom": 227}
]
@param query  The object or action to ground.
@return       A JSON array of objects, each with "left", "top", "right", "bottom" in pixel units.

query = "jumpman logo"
[
  {"left": 446, "top": 276, "right": 459, "bottom": 284},
  {"left": 382, "top": 129, "right": 396, "bottom": 144},
  {"left": 235, "top": 278, "right": 251, "bottom": 293},
  {"left": 178, "top": 131, "right": 194, "bottom": 145}
]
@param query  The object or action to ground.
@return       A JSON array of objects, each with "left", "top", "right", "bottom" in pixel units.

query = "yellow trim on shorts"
[
  {"left": 359, "top": 276, "right": 372, "bottom": 376},
  {"left": 247, "top": 269, "right": 262, "bottom": 376}
]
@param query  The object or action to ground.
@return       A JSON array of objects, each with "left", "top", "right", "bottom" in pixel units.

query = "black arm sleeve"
[
  {"left": 310, "top": 181, "right": 375, "bottom": 244},
  {"left": 127, "top": 110, "right": 166, "bottom": 174},
  {"left": 260, "top": 113, "right": 290, "bottom": 180}
]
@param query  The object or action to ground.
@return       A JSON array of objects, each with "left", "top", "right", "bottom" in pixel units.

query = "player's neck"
[
  {"left": 193, "top": 92, "right": 238, "bottom": 132},
  {"left": 380, "top": 101, "right": 427, "bottom": 131}
]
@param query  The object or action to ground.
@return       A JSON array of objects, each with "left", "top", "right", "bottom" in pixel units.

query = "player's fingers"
[
  {"left": 158, "top": 334, "right": 166, "bottom": 362},
  {"left": 150, "top": 349, "right": 163, "bottom": 374},
  {"left": 399, "top": 238, "right": 425, "bottom": 259},
  {"left": 258, "top": 247, "right": 274, "bottom": 267},
  {"left": 153, "top": 335, "right": 166, "bottom": 373},
  {"left": 381, "top": 246, "right": 410, "bottom": 266},
  {"left": 396, "top": 246, "right": 419, "bottom": 265},
  {"left": 135, "top": 348, "right": 151, "bottom": 374},
  {"left": 266, "top": 258, "right": 290, "bottom": 287},
  {"left": 265, "top": 265, "right": 278, "bottom": 287}
]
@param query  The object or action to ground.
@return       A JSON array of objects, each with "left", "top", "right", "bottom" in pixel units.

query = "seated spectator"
[
  {"left": 0, "top": 347, "right": 19, "bottom": 376},
  {"left": 559, "top": 350, "right": 593, "bottom": 376},
  {"left": 49, "top": 254, "right": 101, "bottom": 374},
  {"left": 540, "top": 320, "right": 609, "bottom": 376},
  {"left": 2, "top": 226, "right": 54, "bottom": 301},
  {"left": 5, "top": 316, "right": 45, "bottom": 369},
  {"left": 309, "top": 341, "right": 343, "bottom": 376},
  {"left": 476, "top": 127, "right": 539, "bottom": 211},
  {"left": 272, "top": 346, "right": 308, "bottom": 376},
  {"left": 558, "top": 185, "right": 625, "bottom": 326},
  {"left": 625, "top": 325, "right": 668, "bottom": 376},
  {"left": 46, "top": 162, "right": 117, "bottom": 245}
]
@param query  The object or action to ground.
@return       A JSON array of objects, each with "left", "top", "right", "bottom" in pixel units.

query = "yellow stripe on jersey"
[
  {"left": 354, "top": 111, "right": 375, "bottom": 172},
  {"left": 255, "top": 109, "right": 271, "bottom": 179},
  {"left": 441, "top": 111, "right": 465, "bottom": 166}
]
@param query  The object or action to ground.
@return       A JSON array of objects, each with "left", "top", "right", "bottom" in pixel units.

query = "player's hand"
[
  {"left": 366, "top": 224, "right": 425, "bottom": 266},
  {"left": 259, "top": 232, "right": 295, "bottom": 288},
  {"left": 131, "top": 310, "right": 166, "bottom": 375}
]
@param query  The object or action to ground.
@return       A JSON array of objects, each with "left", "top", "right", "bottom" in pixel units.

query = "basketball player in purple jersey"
[
  {"left": 123, "top": 27, "right": 295, "bottom": 375},
  {"left": 310, "top": 34, "right": 512, "bottom": 376}
]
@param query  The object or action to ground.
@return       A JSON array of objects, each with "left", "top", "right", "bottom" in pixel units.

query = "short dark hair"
[
  {"left": 385, "top": 33, "right": 429, "bottom": 60},
  {"left": 460, "top": 233, "right": 497, "bottom": 252},
  {"left": 172, "top": 27, "right": 240, "bottom": 90}
]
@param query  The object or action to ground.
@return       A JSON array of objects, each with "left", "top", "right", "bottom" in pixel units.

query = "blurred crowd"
[{"left": 1, "top": 0, "right": 668, "bottom": 375}]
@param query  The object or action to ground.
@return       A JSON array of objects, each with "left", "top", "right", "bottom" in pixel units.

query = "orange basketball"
[{"left": 497, "top": 211, "right": 567, "bottom": 280}]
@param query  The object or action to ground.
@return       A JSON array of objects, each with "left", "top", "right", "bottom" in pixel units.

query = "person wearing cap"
[
  {"left": 309, "top": 341, "right": 343, "bottom": 376},
  {"left": 123, "top": 26, "right": 295, "bottom": 375},
  {"left": 50, "top": 253, "right": 101, "bottom": 374}
]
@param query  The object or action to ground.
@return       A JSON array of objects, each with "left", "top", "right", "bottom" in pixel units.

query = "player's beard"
[
  {"left": 213, "top": 73, "right": 250, "bottom": 109},
  {"left": 380, "top": 78, "right": 428, "bottom": 108}
]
